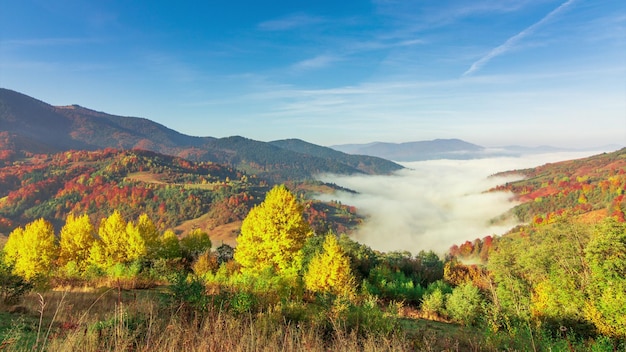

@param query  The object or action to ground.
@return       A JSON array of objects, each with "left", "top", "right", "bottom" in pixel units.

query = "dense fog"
[{"left": 316, "top": 151, "right": 607, "bottom": 254}]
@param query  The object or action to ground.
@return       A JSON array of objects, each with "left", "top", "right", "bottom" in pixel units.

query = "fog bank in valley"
[{"left": 316, "top": 151, "right": 607, "bottom": 254}]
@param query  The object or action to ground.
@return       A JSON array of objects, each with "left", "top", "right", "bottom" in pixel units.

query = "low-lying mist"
[{"left": 316, "top": 151, "right": 606, "bottom": 255}]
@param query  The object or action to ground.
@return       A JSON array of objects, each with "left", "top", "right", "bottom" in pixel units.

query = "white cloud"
[
  {"left": 258, "top": 13, "right": 324, "bottom": 31},
  {"left": 315, "top": 151, "right": 606, "bottom": 254},
  {"left": 291, "top": 54, "right": 341, "bottom": 70}
]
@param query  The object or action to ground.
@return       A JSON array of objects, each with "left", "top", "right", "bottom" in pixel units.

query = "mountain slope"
[
  {"left": 492, "top": 148, "right": 626, "bottom": 223},
  {"left": 269, "top": 139, "right": 402, "bottom": 174},
  {"left": 331, "top": 139, "right": 484, "bottom": 161},
  {"left": 0, "top": 88, "right": 403, "bottom": 181}
]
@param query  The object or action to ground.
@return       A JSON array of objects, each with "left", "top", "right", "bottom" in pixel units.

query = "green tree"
[
  {"left": 446, "top": 283, "right": 484, "bottom": 326},
  {"left": 180, "top": 228, "right": 212, "bottom": 260},
  {"left": 2, "top": 219, "right": 58, "bottom": 280},
  {"left": 421, "top": 288, "right": 446, "bottom": 319},
  {"left": 234, "top": 185, "right": 312, "bottom": 277},
  {"left": 304, "top": 233, "right": 356, "bottom": 298},
  {"left": 584, "top": 218, "right": 626, "bottom": 338},
  {"left": 487, "top": 220, "right": 591, "bottom": 332},
  {"left": 158, "top": 229, "right": 182, "bottom": 259}
]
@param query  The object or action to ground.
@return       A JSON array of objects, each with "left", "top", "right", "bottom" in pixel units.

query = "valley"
[{"left": 0, "top": 89, "right": 625, "bottom": 351}]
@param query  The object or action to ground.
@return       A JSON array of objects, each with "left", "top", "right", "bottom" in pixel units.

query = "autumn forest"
[{"left": 1, "top": 90, "right": 626, "bottom": 351}]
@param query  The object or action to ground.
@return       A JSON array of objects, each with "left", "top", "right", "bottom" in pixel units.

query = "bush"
[
  {"left": 446, "top": 283, "right": 484, "bottom": 326},
  {"left": 0, "top": 260, "right": 33, "bottom": 304},
  {"left": 421, "top": 289, "right": 446, "bottom": 318},
  {"left": 228, "top": 291, "right": 257, "bottom": 315},
  {"left": 166, "top": 273, "right": 209, "bottom": 312},
  {"left": 343, "top": 296, "right": 399, "bottom": 337},
  {"left": 365, "top": 265, "right": 424, "bottom": 304}
]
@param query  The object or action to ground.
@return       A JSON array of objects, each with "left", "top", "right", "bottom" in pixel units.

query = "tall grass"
[
  {"left": 1, "top": 290, "right": 416, "bottom": 352},
  {"left": 3, "top": 289, "right": 620, "bottom": 351}
]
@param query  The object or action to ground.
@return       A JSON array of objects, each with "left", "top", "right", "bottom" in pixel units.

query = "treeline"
[{"left": 2, "top": 211, "right": 214, "bottom": 283}]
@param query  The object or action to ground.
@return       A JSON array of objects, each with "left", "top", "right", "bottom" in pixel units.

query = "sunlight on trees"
[
  {"left": 59, "top": 214, "right": 95, "bottom": 272},
  {"left": 446, "top": 282, "right": 484, "bottom": 326},
  {"left": 3, "top": 218, "right": 57, "bottom": 280},
  {"left": 584, "top": 218, "right": 626, "bottom": 338},
  {"left": 234, "top": 185, "right": 312, "bottom": 277},
  {"left": 90, "top": 210, "right": 129, "bottom": 268},
  {"left": 304, "top": 233, "right": 356, "bottom": 298},
  {"left": 126, "top": 213, "right": 160, "bottom": 261},
  {"left": 158, "top": 229, "right": 182, "bottom": 259}
]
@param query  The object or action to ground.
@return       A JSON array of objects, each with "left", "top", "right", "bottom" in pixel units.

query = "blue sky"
[{"left": 1, "top": 0, "right": 625, "bottom": 148}]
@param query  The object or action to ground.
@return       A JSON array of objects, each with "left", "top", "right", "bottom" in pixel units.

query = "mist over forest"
[{"left": 317, "top": 151, "right": 608, "bottom": 253}]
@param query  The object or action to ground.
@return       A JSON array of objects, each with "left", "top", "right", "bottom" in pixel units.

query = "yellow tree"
[
  {"left": 2, "top": 219, "right": 58, "bottom": 280},
  {"left": 59, "top": 214, "right": 95, "bottom": 272},
  {"left": 126, "top": 213, "right": 160, "bottom": 261},
  {"left": 304, "top": 234, "right": 356, "bottom": 298},
  {"left": 234, "top": 185, "right": 312, "bottom": 277},
  {"left": 90, "top": 210, "right": 129, "bottom": 268}
]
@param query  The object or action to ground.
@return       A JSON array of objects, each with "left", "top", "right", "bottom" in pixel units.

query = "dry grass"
[{"left": 1, "top": 290, "right": 422, "bottom": 352}]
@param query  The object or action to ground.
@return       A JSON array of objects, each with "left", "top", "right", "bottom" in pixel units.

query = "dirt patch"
[
  {"left": 126, "top": 171, "right": 167, "bottom": 184},
  {"left": 174, "top": 214, "right": 240, "bottom": 247}
]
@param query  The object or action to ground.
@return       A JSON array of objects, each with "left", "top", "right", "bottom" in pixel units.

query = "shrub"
[
  {"left": 0, "top": 259, "right": 33, "bottom": 304},
  {"left": 446, "top": 283, "right": 484, "bottom": 326},
  {"left": 421, "top": 289, "right": 446, "bottom": 319},
  {"left": 365, "top": 265, "right": 424, "bottom": 304},
  {"left": 166, "top": 273, "right": 209, "bottom": 312}
]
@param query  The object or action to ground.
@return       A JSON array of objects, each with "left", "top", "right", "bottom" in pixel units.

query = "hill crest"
[{"left": 0, "top": 88, "right": 402, "bottom": 181}]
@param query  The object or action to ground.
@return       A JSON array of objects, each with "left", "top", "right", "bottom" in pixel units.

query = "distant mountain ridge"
[
  {"left": 331, "top": 139, "right": 485, "bottom": 161},
  {"left": 0, "top": 88, "right": 402, "bottom": 181},
  {"left": 331, "top": 139, "right": 624, "bottom": 162}
]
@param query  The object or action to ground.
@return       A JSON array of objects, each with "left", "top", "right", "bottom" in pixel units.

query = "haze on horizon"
[
  {"left": 1, "top": 1, "right": 625, "bottom": 149},
  {"left": 316, "top": 150, "right": 611, "bottom": 254}
]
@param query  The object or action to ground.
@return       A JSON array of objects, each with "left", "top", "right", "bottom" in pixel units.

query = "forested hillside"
[
  {"left": 0, "top": 149, "right": 362, "bottom": 239},
  {"left": 444, "top": 149, "right": 626, "bottom": 345},
  {"left": 494, "top": 147, "right": 626, "bottom": 224},
  {"left": 0, "top": 149, "right": 625, "bottom": 351}
]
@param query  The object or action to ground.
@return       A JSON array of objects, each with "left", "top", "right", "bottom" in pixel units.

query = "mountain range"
[
  {"left": 0, "top": 88, "right": 402, "bottom": 181},
  {"left": 331, "top": 139, "right": 485, "bottom": 161},
  {"left": 331, "top": 140, "right": 626, "bottom": 162}
]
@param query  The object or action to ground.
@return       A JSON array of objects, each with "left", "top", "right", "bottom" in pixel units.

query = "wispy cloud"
[
  {"left": 463, "top": 0, "right": 577, "bottom": 76},
  {"left": 258, "top": 13, "right": 324, "bottom": 31},
  {"left": 3, "top": 37, "right": 100, "bottom": 47},
  {"left": 291, "top": 54, "right": 342, "bottom": 70}
]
